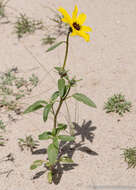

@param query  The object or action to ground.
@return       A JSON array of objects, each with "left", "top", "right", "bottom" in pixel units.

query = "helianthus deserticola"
[{"left": 58, "top": 5, "right": 92, "bottom": 42}]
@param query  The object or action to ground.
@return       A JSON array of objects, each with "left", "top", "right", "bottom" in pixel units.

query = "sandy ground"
[{"left": 0, "top": 0, "right": 136, "bottom": 189}]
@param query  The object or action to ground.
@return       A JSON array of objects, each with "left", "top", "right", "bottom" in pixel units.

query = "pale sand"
[{"left": 0, "top": 0, "right": 136, "bottom": 189}]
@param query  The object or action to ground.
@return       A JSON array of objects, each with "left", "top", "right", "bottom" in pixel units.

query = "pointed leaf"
[
  {"left": 30, "top": 160, "right": 44, "bottom": 170},
  {"left": 58, "top": 123, "right": 67, "bottom": 130},
  {"left": 39, "top": 131, "right": 52, "bottom": 140},
  {"left": 56, "top": 123, "right": 67, "bottom": 135},
  {"left": 58, "top": 78, "right": 65, "bottom": 97},
  {"left": 72, "top": 93, "right": 96, "bottom": 108},
  {"left": 58, "top": 135, "right": 75, "bottom": 142},
  {"left": 47, "top": 143, "right": 58, "bottom": 165},
  {"left": 43, "top": 104, "right": 52, "bottom": 122},
  {"left": 54, "top": 67, "right": 62, "bottom": 72},
  {"left": 46, "top": 41, "right": 65, "bottom": 52},
  {"left": 53, "top": 137, "right": 59, "bottom": 149},
  {"left": 51, "top": 91, "right": 59, "bottom": 102},
  {"left": 30, "top": 164, "right": 37, "bottom": 170},
  {"left": 24, "top": 100, "right": 48, "bottom": 114}
]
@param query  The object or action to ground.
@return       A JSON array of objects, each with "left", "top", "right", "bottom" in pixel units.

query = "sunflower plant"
[{"left": 24, "top": 5, "right": 96, "bottom": 184}]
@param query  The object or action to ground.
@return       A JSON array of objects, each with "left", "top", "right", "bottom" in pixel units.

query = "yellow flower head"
[{"left": 58, "top": 5, "right": 92, "bottom": 42}]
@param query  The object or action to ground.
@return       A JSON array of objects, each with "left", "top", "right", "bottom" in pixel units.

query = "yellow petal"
[
  {"left": 58, "top": 7, "right": 72, "bottom": 25},
  {"left": 81, "top": 25, "right": 92, "bottom": 32},
  {"left": 77, "top": 13, "right": 86, "bottom": 25},
  {"left": 72, "top": 5, "right": 78, "bottom": 21},
  {"left": 61, "top": 17, "right": 71, "bottom": 25},
  {"left": 70, "top": 32, "right": 76, "bottom": 36},
  {"left": 78, "top": 31, "right": 90, "bottom": 42}
]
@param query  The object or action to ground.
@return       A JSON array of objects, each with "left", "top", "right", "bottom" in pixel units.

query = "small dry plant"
[
  {"left": 15, "top": 13, "right": 43, "bottom": 38},
  {"left": 42, "top": 10, "right": 68, "bottom": 47},
  {"left": 0, "top": 67, "right": 39, "bottom": 118},
  {"left": 122, "top": 147, "right": 136, "bottom": 168},
  {"left": 18, "top": 135, "right": 39, "bottom": 153},
  {"left": 0, "top": 120, "right": 6, "bottom": 131},
  {"left": 0, "top": 0, "right": 8, "bottom": 18},
  {"left": 0, "top": 135, "right": 5, "bottom": 146},
  {"left": 104, "top": 93, "right": 132, "bottom": 116},
  {"left": 0, "top": 120, "right": 6, "bottom": 146}
]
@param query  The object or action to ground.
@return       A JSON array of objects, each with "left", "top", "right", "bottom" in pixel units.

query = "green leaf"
[
  {"left": 46, "top": 41, "right": 65, "bottom": 52},
  {"left": 39, "top": 131, "right": 52, "bottom": 140},
  {"left": 58, "top": 135, "right": 75, "bottom": 142},
  {"left": 63, "top": 85, "right": 69, "bottom": 97},
  {"left": 59, "top": 156, "right": 74, "bottom": 163},
  {"left": 51, "top": 91, "right": 59, "bottom": 102},
  {"left": 47, "top": 143, "right": 58, "bottom": 165},
  {"left": 47, "top": 171, "right": 52, "bottom": 184},
  {"left": 53, "top": 137, "right": 59, "bottom": 149},
  {"left": 56, "top": 123, "right": 67, "bottom": 135},
  {"left": 72, "top": 93, "right": 96, "bottom": 108},
  {"left": 24, "top": 100, "right": 48, "bottom": 114},
  {"left": 30, "top": 164, "right": 37, "bottom": 170},
  {"left": 54, "top": 67, "right": 62, "bottom": 72},
  {"left": 30, "top": 160, "right": 44, "bottom": 170},
  {"left": 43, "top": 104, "right": 52, "bottom": 122},
  {"left": 58, "top": 123, "right": 67, "bottom": 130},
  {"left": 58, "top": 78, "right": 65, "bottom": 97}
]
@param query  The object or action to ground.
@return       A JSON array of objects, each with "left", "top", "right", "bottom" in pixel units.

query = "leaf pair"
[{"left": 24, "top": 100, "right": 52, "bottom": 122}]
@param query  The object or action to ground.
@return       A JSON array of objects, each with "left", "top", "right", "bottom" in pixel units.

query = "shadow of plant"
[
  {"left": 32, "top": 148, "right": 47, "bottom": 155},
  {"left": 73, "top": 120, "right": 96, "bottom": 143},
  {"left": 32, "top": 120, "right": 98, "bottom": 184}
]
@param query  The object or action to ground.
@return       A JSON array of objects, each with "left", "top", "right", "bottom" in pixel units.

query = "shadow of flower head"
[{"left": 73, "top": 120, "right": 96, "bottom": 143}]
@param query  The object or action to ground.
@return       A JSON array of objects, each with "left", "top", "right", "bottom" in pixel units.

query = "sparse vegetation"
[
  {"left": 29, "top": 74, "right": 39, "bottom": 87},
  {"left": 50, "top": 13, "right": 69, "bottom": 36},
  {"left": 42, "top": 12, "right": 68, "bottom": 48},
  {"left": 18, "top": 135, "right": 39, "bottom": 152},
  {"left": 42, "top": 35, "right": 56, "bottom": 46},
  {"left": 122, "top": 147, "right": 136, "bottom": 168},
  {"left": 0, "top": 67, "right": 39, "bottom": 114},
  {"left": 15, "top": 13, "right": 43, "bottom": 38},
  {"left": 0, "top": 120, "right": 6, "bottom": 131},
  {"left": 0, "top": 135, "right": 4, "bottom": 146},
  {"left": 104, "top": 93, "right": 132, "bottom": 116},
  {"left": 0, "top": 0, "right": 7, "bottom": 18}
]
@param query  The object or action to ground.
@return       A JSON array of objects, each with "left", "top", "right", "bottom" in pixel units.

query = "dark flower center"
[{"left": 73, "top": 22, "right": 81, "bottom": 30}]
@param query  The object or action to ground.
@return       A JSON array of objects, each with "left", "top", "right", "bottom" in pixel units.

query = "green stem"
[
  {"left": 62, "top": 30, "right": 70, "bottom": 70},
  {"left": 53, "top": 86, "right": 71, "bottom": 131},
  {"left": 53, "top": 98, "right": 63, "bottom": 130},
  {"left": 53, "top": 29, "right": 71, "bottom": 133}
]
